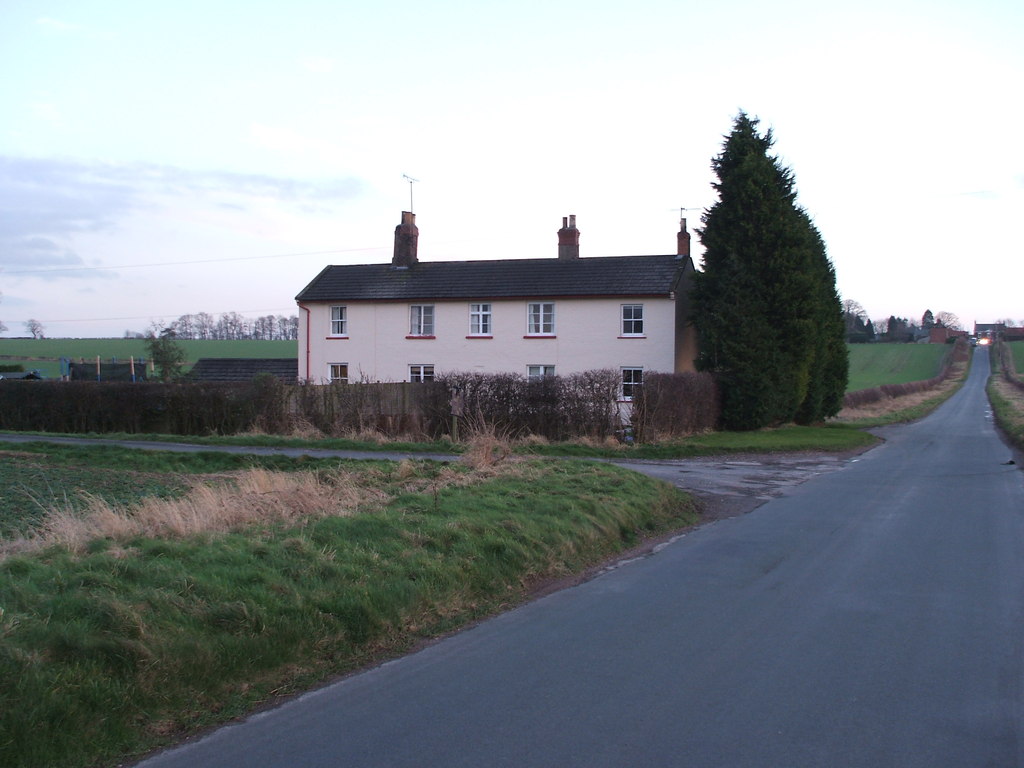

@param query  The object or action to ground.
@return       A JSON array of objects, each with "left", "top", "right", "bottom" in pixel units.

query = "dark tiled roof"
[
  {"left": 295, "top": 255, "right": 692, "bottom": 302},
  {"left": 187, "top": 358, "right": 298, "bottom": 383}
]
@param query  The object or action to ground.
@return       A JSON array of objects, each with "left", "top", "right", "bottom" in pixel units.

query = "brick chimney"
[
  {"left": 557, "top": 215, "right": 580, "bottom": 259},
  {"left": 392, "top": 211, "right": 418, "bottom": 268},
  {"left": 677, "top": 217, "right": 691, "bottom": 257}
]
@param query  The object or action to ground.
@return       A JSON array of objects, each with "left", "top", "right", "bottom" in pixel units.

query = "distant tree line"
[
  {"left": 126, "top": 312, "right": 299, "bottom": 341},
  {"left": 841, "top": 302, "right": 966, "bottom": 343}
]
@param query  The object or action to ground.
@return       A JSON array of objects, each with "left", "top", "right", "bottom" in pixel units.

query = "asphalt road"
[{"left": 128, "top": 346, "right": 1024, "bottom": 767}]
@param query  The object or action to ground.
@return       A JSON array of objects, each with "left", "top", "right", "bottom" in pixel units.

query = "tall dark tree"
[{"left": 691, "top": 112, "right": 846, "bottom": 429}]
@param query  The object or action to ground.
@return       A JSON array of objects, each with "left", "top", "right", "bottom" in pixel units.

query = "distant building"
[{"left": 973, "top": 322, "right": 1024, "bottom": 342}]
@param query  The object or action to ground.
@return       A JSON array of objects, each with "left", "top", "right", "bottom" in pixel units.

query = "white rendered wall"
[{"left": 298, "top": 297, "right": 682, "bottom": 383}]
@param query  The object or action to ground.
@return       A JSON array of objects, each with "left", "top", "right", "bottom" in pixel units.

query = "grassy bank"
[
  {"left": 0, "top": 443, "right": 380, "bottom": 538},
  {"left": 989, "top": 343, "right": 1024, "bottom": 451},
  {"left": 988, "top": 378, "right": 1024, "bottom": 449},
  {"left": 0, "top": 452, "right": 696, "bottom": 768}
]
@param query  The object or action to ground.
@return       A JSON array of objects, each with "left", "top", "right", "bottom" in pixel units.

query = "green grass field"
[
  {"left": 0, "top": 338, "right": 296, "bottom": 378},
  {"left": 845, "top": 343, "right": 949, "bottom": 391},
  {"left": 1010, "top": 341, "right": 1024, "bottom": 374}
]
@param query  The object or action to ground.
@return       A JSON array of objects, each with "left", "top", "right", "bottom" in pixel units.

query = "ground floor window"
[
  {"left": 527, "top": 365, "right": 555, "bottom": 381},
  {"left": 621, "top": 367, "right": 643, "bottom": 400},
  {"left": 409, "top": 364, "right": 435, "bottom": 383},
  {"left": 329, "top": 363, "right": 348, "bottom": 383}
]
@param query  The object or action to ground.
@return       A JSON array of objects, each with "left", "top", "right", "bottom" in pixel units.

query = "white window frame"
[
  {"left": 409, "top": 364, "right": 435, "bottom": 383},
  {"left": 621, "top": 367, "right": 643, "bottom": 401},
  {"left": 330, "top": 306, "right": 347, "bottom": 336},
  {"left": 469, "top": 303, "right": 492, "bottom": 335},
  {"left": 409, "top": 305, "right": 435, "bottom": 336},
  {"left": 527, "top": 365, "right": 555, "bottom": 381},
  {"left": 527, "top": 302, "right": 555, "bottom": 335},
  {"left": 329, "top": 363, "right": 349, "bottom": 383},
  {"left": 621, "top": 304, "right": 644, "bottom": 336}
]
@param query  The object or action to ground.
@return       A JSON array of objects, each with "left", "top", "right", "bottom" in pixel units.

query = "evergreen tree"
[
  {"left": 794, "top": 219, "right": 848, "bottom": 424},
  {"left": 692, "top": 112, "right": 846, "bottom": 429}
]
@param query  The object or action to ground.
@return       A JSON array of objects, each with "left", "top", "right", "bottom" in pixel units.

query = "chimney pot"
[
  {"left": 677, "top": 217, "right": 691, "bottom": 258},
  {"left": 557, "top": 214, "right": 580, "bottom": 259},
  {"left": 392, "top": 210, "right": 419, "bottom": 267}
]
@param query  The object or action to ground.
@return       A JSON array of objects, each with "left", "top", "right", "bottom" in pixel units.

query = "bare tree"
[
  {"left": 934, "top": 311, "right": 963, "bottom": 331},
  {"left": 173, "top": 314, "right": 197, "bottom": 340},
  {"left": 24, "top": 319, "right": 45, "bottom": 339}
]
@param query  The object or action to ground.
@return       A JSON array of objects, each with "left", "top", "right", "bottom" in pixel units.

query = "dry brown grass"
[
  {"left": 286, "top": 418, "right": 326, "bottom": 440},
  {"left": 2, "top": 468, "right": 389, "bottom": 557},
  {"left": 1, "top": 459, "right": 538, "bottom": 560}
]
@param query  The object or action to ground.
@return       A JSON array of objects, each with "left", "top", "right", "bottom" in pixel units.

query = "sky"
[{"left": 1, "top": 0, "right": 1021, "bottom": 338}]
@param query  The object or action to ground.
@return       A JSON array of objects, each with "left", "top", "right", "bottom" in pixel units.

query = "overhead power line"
[{"left": 2, "top": 246, "right": 384, "bottom": 276}]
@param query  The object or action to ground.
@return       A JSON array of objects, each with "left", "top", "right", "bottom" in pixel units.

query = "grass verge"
[
  {"left": 518, "top": 423, "right": 878, "bottom": 458},
  {"left": 988, "top": 377, "right": 1024, "bottom": 449},
  {"left": 0, "top": 423, "right": 878, "bottom": 461},
  {"left": 0, "top": 458, "right": 696, "bottom": 768}
]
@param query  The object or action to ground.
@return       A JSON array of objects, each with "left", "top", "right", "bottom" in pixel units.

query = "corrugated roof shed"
[{"left": 188, "top": 359, "right": 298, "bottom": 383}]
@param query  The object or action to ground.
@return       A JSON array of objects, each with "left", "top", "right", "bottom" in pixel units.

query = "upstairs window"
[
  {"left": 329, "top": 363, "right": 349, "bottom": 383},
  {"left": 330, "top": 306, "right": 347, "bottom": 336},
  {"left": 409, "top": 364, "right": 435, "bottom": 383},
  {"left": 410, "top": 305, "right": 435, "bottom": 336},
  {"left": 621, "top": 367, "right": 643, "bottom": 400},
  {"left": 470, "top": 303, "right": 492, "bottom": 335},
  {"left": 527, "top": 302, "right": 555, "bottom": 335},
  {"left": 527, "top": 365, "right": 555, "bottom": 381},
  {"left": 621, "top": 304, "right": 644, "bottom": 336}
]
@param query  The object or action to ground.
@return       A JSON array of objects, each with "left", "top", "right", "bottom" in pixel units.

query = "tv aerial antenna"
[{"left": 402, "top": 174, "right": 419, "bottom": 212}]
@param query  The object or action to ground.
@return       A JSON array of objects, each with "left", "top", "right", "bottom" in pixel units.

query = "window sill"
[
  {"left": 405, "top": 335, "right": 436, "bottom": 340},
  {"left": 523, "top": 334, "right": 556, "bottom": 339},
  {"left": 466, "top": 335, "right": 493, "bottom": 339},
  {"left": 618, "top": 335, "right": 647, "bottom": 339},
  {"left": 325, "top": 335, "right": 349, "bottom": 340}
]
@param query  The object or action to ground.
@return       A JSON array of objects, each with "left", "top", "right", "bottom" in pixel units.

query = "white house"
[{"left": 295, "top": 212, "right": 698, "bottom": 397}]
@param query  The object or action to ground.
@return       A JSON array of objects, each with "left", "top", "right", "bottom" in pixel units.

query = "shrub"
[
  {"left": 630, "top": 372, "right": 721, "bottom": 440},
  {"left": 435, "top": 370, "right": 622, "bottom": 442}
]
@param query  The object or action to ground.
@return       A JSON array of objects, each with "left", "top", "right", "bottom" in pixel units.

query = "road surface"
[{"left": 121, "top": 346, "right": 1021, "bottom": 766}]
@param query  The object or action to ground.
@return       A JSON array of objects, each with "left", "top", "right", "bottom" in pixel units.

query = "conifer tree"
[{"left": 692, "top": 113, "right": 846, "bottom": 429}]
